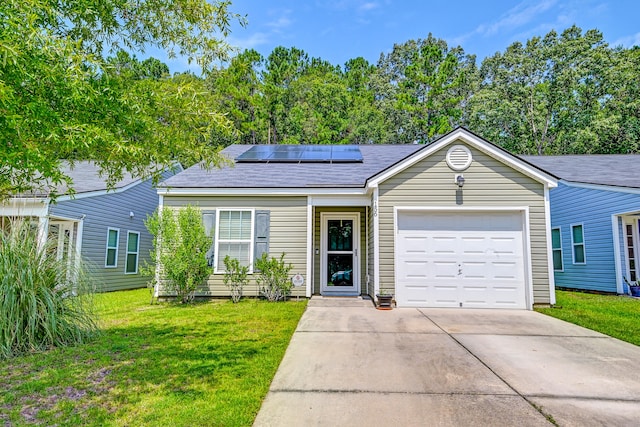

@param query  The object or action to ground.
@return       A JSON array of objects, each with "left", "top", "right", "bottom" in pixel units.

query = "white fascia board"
[
  {"left": 157, "top": 187, "right": 368, "bottom": 197},
  {"left": 395, "top": 205, "right": 530, "bottom": 213},
  {"left": 544, "top": 185, "right": 556, "bottom": 305},
  {"left": 367, "top": 128, "right": 558, "bottom": 189},
  {"left": 561, "top": 180, "right": 640, "bottom": 195},
  {"left": 611, "top": 215, "right": 624, "bottom": 294},
  {"left": 373, "top": 187, "right": 380, "bottom": 296},
  {"left": 306, "top": 197, "right": 313, "bottom": 298},
  {"left": 1, "top": 198, "right": 50, "bottom": 217},
  {"left": 55, "top": 178, "right": 145, "bottom": 201},
  {"left": 309, "top": 195, "right": 371, "bottom": 206}
]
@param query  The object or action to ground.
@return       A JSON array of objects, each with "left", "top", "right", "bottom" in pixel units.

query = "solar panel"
[{"left": 236, "top": 145, "right": 363, "bottom": 163}]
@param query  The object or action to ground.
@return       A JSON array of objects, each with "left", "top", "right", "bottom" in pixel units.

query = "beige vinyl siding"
[
  {"left": 313, "top": 207, "right": 367, "bottom": 295},
  {"left": 377, "top": 142, "right": 552, "bottom": 304},
  {"left": 162, "top": 196, "right": 307, "bottom": 297}
]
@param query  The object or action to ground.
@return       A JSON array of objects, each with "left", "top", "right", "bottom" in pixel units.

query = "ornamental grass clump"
[{"left": 0, "top": 221, "right": 97, "bottom": 359}]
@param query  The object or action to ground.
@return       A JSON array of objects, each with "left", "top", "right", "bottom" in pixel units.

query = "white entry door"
[
  {"left": 395, "top": 211, "right": 527, "bottom": 309},
  {"left": 321, "top": 213, "right": 360, "bottom": 295}
]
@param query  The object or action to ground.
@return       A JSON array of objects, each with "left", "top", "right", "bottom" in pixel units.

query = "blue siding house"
[
  {"left": 524, "top": 155, "right": 640, "bottom": 295},
  {"left": 0, "top": 162, "right": 178, "bottom": 292}
]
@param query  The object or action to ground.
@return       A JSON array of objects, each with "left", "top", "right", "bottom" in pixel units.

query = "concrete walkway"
[{"left": 254, "top": 296, "right": 640, "bottom": 426}]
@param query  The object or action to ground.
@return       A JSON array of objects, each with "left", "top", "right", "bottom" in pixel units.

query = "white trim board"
[{"left": 367, "top": 128, "right": 557, "bottom": 189}]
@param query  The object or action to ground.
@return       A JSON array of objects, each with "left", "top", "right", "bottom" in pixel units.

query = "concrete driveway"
[{"left": 254, "top": 297, "right": 640, "bottom": 426}]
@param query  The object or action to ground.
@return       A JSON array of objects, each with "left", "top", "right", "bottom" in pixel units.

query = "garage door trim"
[{"left": 393, "top": 206, "right": 533, "bottom": 310}]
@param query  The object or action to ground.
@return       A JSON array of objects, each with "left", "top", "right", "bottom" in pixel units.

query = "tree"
[
  {"left": 343, "top": 57, "right": 386, "bottom": 144},
  {"left": 466, "top": 26, "right": 615, "bottom": 154},
  {"left": 262, "top": 47, "right": 310, "bottom": 144},
  {"left": 145, "top": 205, "right": 211, "bottom": 303},
  {"left": 373, "top": 35, "right": 476, "bottom": 144},
  {"left": 0, "top": 0, "right": 244, "bottom": 199},
  {"left": 208, "top": 49, "right": 265, "bottom": 145}
]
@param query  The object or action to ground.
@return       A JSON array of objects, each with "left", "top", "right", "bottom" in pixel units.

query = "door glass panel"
[
  {"left": 327, "top": 220, "right": 353, "bottom": 251},
  {"left": 327, "top": 254, "right": 353, "bottom": 286}
]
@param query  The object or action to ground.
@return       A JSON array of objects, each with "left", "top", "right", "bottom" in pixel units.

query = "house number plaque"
[{"left": 291, "top": 274, "right": 304, "bottom": 287}]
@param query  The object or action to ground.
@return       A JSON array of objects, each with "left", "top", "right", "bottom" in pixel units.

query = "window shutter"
[
  {"left": 254, "top": 210, "right": 270, "bottom": 269},
  {"left": 203, "top": 212, "right": 216, "bottom": 267}
]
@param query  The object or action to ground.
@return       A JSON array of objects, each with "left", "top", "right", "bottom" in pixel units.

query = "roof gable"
[{"left": 367, "top": 128, "right": 558, "bottom": 188}]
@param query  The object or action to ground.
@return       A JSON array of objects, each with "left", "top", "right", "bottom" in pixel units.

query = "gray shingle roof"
[
  {"left": 161, "top": 144, "right": 424, "bottom": 189},
  {"left": 522, "top": 155, "right": 640, "bottom": 189},
  {"left": 22, "top": 161, "right": 142, "bottom": 197}
]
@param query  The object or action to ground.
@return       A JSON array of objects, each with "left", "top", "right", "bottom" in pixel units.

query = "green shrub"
[
  {"left": 145, "top": 205, "right": 211, "bottom": 303},
  {"left": 223, "top": 256, "right": 249, "bottom": 303},
  {"left": 0, "top": 220, "right": 97, "bottom": 359},
  {"left": 255, "top": 252, "right": 293, "bottom": 301}
]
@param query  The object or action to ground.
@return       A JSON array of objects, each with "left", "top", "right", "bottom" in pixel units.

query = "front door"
[{"left": 321, "top": 213, "right": 359, "bottom": 295}]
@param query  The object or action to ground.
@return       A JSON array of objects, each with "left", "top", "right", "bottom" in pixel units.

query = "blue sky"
[{"left": 160, "top": 0, "right": 640, "bottom": 73}]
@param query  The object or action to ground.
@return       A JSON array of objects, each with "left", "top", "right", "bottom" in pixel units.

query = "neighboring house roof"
[
  {"left": 19, "top": 161, "right": 157, "bottom": 198},
  {"left": 522, "top": 155, "right": 640, "bottom": 189},
  {"left": 161, "top": 144, "right": 424, "bottom": 189}
]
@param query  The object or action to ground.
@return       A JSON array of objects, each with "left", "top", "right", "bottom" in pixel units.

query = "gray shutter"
[
  {"left": 254, "top": 210, "right": 270, "bottom": 269},
  {"left": 202, "top": 211, "right": 216, "bottom": 267}
]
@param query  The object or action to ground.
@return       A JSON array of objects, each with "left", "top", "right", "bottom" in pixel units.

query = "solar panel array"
[{"left": 235, "top": 145, "right": 363, "bottom": 163}]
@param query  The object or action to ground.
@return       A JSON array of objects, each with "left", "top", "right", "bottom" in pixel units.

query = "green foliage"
[
  {"left": 0, "top": 288, "right": 307, "bottom": 426},
  {"left": 255, "top": 253, "right": 294, "bottom": 302},
  {"left": 223, "top": 256, "right": 249, "bottom": 303},
  {"left": 0, "top": 0, "right": 242, "bottom": 199},
  {"left": 374, "top": 35, "right": 476, "bottom": 143},
  {"left": 536, "top": 291, "right": 640, "bottom": 346},
  {"left": 145, "top": 205, "right": 211, "bottom": 303},
  {"left": 0, "top": 220, "right": 97, "bottom": 359}
]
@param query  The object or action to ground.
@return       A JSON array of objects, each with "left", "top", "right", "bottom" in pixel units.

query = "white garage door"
[{"left": 395, "top": 211, "right": 527, "bottom": 309}]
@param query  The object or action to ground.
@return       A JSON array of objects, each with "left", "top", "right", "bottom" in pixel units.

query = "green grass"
[
  {"left": 536, "top": 290, "right": 640, "bottom": 346},
  {"left": 0, "top": 289, "right": 307, "bottom": 426}
]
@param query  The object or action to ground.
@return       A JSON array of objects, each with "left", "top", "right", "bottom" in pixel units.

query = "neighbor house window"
[
  {"left": 571, "top": 224, "right": 586, "bottom": 264},
  {"left": 216, "top": 210, "right": 253, "bottom": 272},
  {"left": 125, "top": 231, "right": 140, "bottom": 274},
  {"left": 551, "top": 227, "right": 563, "bottom": 271},
  {"left": 105, "top": 228, "right": 119, "bottom": 267}
]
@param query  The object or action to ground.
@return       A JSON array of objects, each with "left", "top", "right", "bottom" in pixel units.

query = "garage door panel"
[{"left": 396, "top": 211, "right": 527, "bottom": 309}]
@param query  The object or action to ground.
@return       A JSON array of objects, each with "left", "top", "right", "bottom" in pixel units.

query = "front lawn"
[
  {"left": 536, "top": 290, "right": 640, "bottom": 346},
  {"left": 0, "top": 289, "right": 307, "bottom": 426}
]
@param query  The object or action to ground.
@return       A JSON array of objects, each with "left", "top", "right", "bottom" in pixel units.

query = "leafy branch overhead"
[{"left": 0, "top": 0, "right": 244, "bottom": 199}]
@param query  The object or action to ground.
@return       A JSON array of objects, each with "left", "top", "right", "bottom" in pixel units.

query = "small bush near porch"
[
  {"left": 536, "top": 290, "right": 640, "bottom": 346},
  {"left": 0, "top": 289, "right": 307, "bottom": 426}
]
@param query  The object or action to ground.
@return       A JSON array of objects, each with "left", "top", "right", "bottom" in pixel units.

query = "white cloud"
[
  {"left": 228, "top": 32, "right": 270, "bottom": 50},
  {"left": 266, "top": 13, "right": 293, "bottom": 32},
  {"left": 359, "top": 2, "right": 379, "bottom": 12},
  {"left": 450, "top": 0, "right": 557, "bottom": 46},
  {"left": 478, "top": 0, "right": 557, "bottom": 36},
  {"left": 612, "top": 32, "right": 640, "bottom": 48}
]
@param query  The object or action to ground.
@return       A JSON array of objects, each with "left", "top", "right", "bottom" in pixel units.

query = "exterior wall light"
[
  {"left": 455, "top": 174, "right": 465, "bottom": 188},
  {"left": 129, "top": 211, "right": 135, "bottom": 219}
]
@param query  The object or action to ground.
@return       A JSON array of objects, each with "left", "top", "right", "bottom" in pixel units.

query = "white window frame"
[
  {"left": 551, "top": 226, "right": 563, "bottom": 272},
  {"left": 214, "top": 209, "right": 255, "bottom": 274},
  {"left": 125, "top": 231, "right": 140, "bottom": 274},
  {"left": 570, "top": 223, "right": 586, "bottom": 265},
  {"left": 105, "top": 227, "right": 120, "bottom": 268}
]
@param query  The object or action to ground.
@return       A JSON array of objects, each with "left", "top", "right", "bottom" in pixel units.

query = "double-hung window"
[
  {"left": 571, "top": 223, "right": 586, "bottom": 264},
  {"left": 551, "top": 227, "right": 563, "bottom": 271},
  {"left": 125, "top": 231, "right": 140, "bottom": 274},
  {"left": 216, "top": 210, "right": 253, "bottom": 272},
  {"left": 105, "top": 228, "right": 119, "bottom": 267}
]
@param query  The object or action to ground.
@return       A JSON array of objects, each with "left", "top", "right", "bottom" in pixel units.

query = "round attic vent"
[{"left": 446, "top": 145, "right": 472, "bottom": 171}]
